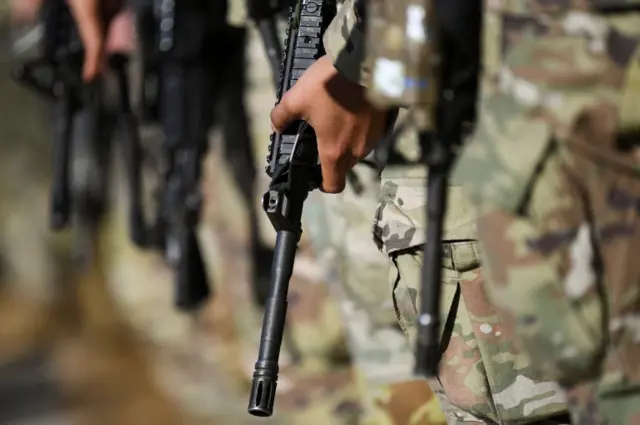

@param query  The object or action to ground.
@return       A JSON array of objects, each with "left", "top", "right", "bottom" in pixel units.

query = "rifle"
[
  {"left": 134, "top": 0, "right": 217, "bottom": 311},
  {"left": 12, "top": 0, "right": 147, "bottom": 265},
  {"left": 247, "top": 0, "right": 336, "bottom": 417},
  {"left": 363, "top": 0, "right": 481, "bottom": 377},
  {"left": 245, "top": 0, "right": 285, "bottom": 89}
]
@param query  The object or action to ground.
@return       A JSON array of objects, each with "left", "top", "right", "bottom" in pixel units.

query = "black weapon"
[
  {"left": 247, "top": 0, "right": 336, "bottom": 417},
  {"left": 11, "top": 0, "right": 147, "bottom": 265},
  {"left": 136, "top": 0, "right": 286, "bottom": 311},
  {"left": 245, "top": 0, "right": 289, "bottom": 88},
  {"left": 134, "top": 0, "right": 218, "bottom": 311},
  {"left": 111, "top": 54, "right": 147, "bottom": 248},
  {"left": 414, "top": 1, "right": 481, "bottom": 377}
]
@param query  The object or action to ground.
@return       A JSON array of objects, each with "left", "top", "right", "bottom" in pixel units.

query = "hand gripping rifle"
[
  {"left": 134, "top": 0, "right": 215, "bottom": 312},
  {"left": 364, "top": 0, "right": 480, "bottom": 377},
  {"left": 12, "top": 0, "right": 147, "bottom": 263},
  {"left": 247, "top": 0, "right": 336, "bottom": 416}
]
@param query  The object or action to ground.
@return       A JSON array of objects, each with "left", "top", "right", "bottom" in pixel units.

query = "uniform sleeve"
[{"left": 323, "top": 0, "right": 369, "bottom": 86}]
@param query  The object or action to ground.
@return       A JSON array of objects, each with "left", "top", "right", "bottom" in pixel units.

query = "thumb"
[{"left": 270, "top": 87, "right": 305, "bottom": 134}]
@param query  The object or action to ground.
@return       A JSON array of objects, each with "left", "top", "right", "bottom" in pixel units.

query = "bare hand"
[
  {"left": 270, "top": 56, "right": 388, "bottom": 193},
  {"left": 66, "top": 0, "right": 133, "bottom": 80}
]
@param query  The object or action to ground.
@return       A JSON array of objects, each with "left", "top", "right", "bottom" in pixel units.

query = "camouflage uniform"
[
  {"left": 300, "top": 3, "right": 446, "bottom": 423},
  {"left": 323, "top": 1, "right": 571, "bottom": 424},
  {"left": 304, "top": 156, "right": 448, "bottom": 425},
  {"left": 452, "top": 2, "right": 640, "bottom": 424}
]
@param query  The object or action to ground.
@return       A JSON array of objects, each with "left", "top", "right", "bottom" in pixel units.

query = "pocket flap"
[{"left": 453, "top": 94, "right": 552, "bottom": 213}]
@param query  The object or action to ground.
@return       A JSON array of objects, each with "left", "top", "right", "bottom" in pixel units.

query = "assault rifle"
[
  {"left": 12, "top": 0, "right": 146, "bottom": 265},
  {"left": 247, "top": 0, "right": 336, "bottom": 417},
  {"left": 363, "top": 0, "right": 481, "bottom": 377},
  {"left": 134, "top": 0, "right": 218, "bottom": 312},
  {"left": 410, "top": 0, "right": 481, "bottom": 378}
]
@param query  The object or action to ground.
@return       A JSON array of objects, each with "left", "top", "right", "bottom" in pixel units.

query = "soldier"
[
  {"left": 450, "top": 2, "right": 640, "bottom": 424},
  {"left": 268, "top": 0, "right": 572, "bottom": 424},
  {"left": 2, "top": 3, "right": 197, "bottom": 425},
  {"left": 298, "top": 0, "right": 446, "bottom": 423}
]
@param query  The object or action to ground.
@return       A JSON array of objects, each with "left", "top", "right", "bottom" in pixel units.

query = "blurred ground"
[{"left": 0, "top": 2, "right": 360, "bottom": 425}]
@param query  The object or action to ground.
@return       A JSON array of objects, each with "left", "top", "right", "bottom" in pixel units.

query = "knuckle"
[
  {"left": 269, "top": 107, "right": 282, "bottom": 128},
  {"left": 321, "top": 146, "right": 342, "bottom": 163},
  {"left": 352, "top": 145, "right": 367, "bottom": 159}
]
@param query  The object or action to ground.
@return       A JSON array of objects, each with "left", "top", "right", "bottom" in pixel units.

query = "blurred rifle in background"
[
  {"left": 134, "top": 0, "right": 218, "bottom": 312},
  {"left": 135, "top": 0, "right": 299, "bottom": 312},
  {"left": 12, "top": 0, "right": 146, "bottom": 267},
  {"left": 245, "top": 0, "right": 291, "bottom": 89}
]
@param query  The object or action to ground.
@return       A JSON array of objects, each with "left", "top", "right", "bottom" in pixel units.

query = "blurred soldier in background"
[
  {"left": 451, "top": 2, "right": 640, "bottom": 423},
  {"left": 0, "top": 0, "right": 63, "bottom": 362},
  {"left": 0, "top": 1, "right": 194, "bottom": 425}
]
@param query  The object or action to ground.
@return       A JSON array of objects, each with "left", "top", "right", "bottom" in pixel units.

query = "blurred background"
[{"left": 0, "top": 0, "right": 362, "bottom": 424}]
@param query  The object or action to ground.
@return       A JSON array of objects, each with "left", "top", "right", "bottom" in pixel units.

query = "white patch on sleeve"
[{"left": 373, "top": 58, "right": 405, "bottom": 98}]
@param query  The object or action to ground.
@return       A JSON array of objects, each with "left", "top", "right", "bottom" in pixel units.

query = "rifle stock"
[{"left": 248, "top": 0, "right": 336, "bottom": 417}]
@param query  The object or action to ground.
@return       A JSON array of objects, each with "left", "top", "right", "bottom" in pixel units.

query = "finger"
[
  {"left": 83, "top": 42, "right": 104, "bottom": 80},
  {"left": 67, "top": 0, "right": 103, "bottom": 80},
  {"left": 105, "top": 10, "right": 135, "bottom": 53},
  {"left": 318, "top": 146, "right": 356, "bottom": 194},
  {"left": 270, "top": 89, "right": 304, "bottom": 134}
]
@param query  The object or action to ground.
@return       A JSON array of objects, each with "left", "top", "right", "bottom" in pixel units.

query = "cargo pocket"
[
  {"left": 389, "top": 242, "right": 506, "bottom": 420},
  {"left": 389, "top": 242, "right": 480, "bottom": 347}
]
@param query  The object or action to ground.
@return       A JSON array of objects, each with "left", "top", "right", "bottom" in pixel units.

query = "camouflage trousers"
[
  {"left": 451, "top": 5, "right": 640, "bottom": 424},
  {"left": 376, "top": 169, "right": 569, "bottom": 425},
  {"left": 389, "top": 242, "right": 570, "bottom": 425},
  {"left": 469, "top": 137, "right": 640, "bottom": 425},
  {"left": 304, "top": 161, "right": 447, "bottom": 425}
]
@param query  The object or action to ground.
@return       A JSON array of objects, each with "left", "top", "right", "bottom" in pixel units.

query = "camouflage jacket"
[{"left": 323, "top": 0, "right": 477, "bottom": 255}]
